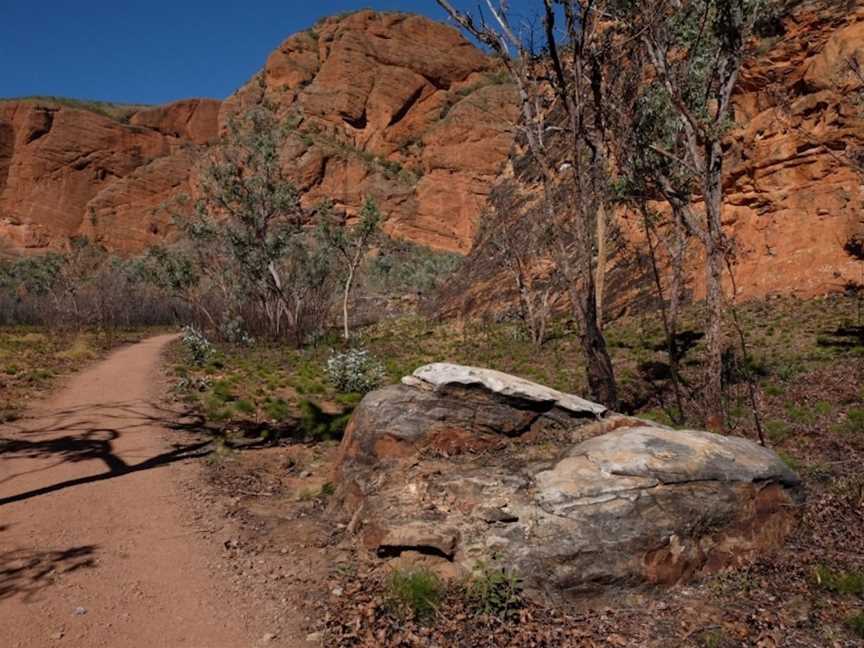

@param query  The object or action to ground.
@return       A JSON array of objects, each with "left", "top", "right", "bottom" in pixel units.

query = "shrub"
[
  {"left": 263, "top": 397, "right": 291, "bottom": 422},
  {"left": 841, "top": 408, "right": 864, "bottom": 435},
  {"left": 813, "top": 565, "right": 864, "bottom": 596},
  {"left": 465, "top": 561, "right": 523, "bottom": 619},
  {"left": 220, "top": 316, "right": 254, "bottom": 346},
  {"left": 384, "top": 568, "right": 443, "bottom": 621},
  {"left": 326, "top": 348, "right": 385, "bottom": 393},
  {"left": 368, "top": 239, "right": 461, "bottom": 295},
  {"left": 765, "top": 419, "right": 791, "bottom": 444},
  {"left": 298, "top": 399, "right": 352, "bottom": 440},
  {"left": 181, "top": 325, "right": 213, "bottom": 365},
  {"left": 848, "top": 612, "right": 864, "bottom": 639}
]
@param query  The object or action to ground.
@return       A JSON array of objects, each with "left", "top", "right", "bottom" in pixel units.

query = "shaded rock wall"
[
  {"left": 442, "top": 0, "right": 864, "bottom": 315},
  {"left": 692, "top": 1, "right": 864, "bottom": 299}
]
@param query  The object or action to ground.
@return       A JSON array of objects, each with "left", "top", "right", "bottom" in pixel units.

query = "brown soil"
[{"left": 0, "top": 335, "right": 303, "bottom": 648}]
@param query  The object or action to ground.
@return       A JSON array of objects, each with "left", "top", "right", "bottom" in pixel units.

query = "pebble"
[
  {"left": 73, "top": 607, "right": 87, "bottom": 616},
  {"left": 261, "top": 633, "right": 278, "bottom": 643},
  {"left": 306, "top": 631, "right": 323, "bottom": 643}
]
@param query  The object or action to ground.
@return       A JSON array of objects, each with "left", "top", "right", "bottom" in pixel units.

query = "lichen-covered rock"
[
  {"left": 525, "top": 426, "right": 802, "bottom": 591},
  {"left": 335, "top": 366, "right": 804, "bottom": 596}
]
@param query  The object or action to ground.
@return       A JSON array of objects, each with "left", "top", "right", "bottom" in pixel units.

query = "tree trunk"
[
  {"left": 703, "top": 144, "right": 726, "bottom": 430},
  {"left": 342, "top": 266, "right": 355, "bottom": 342},
  {"left": 595, "top": 202, "right": 608, "bottom": 330},
  {"left": 566, "top": 271, "right": 619, "bottom": 409}
]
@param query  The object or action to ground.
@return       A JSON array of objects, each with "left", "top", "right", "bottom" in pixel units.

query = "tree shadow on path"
[
  {"left": 0, "top": 401, "right": 219, "bottom": 507},
  {"left": 0, "top": 539, "right": 98, "bottom": 603}
]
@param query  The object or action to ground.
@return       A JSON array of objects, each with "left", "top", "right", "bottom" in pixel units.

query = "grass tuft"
[{"left": 385, "top": 568, "right": 443, "bottom": 621}]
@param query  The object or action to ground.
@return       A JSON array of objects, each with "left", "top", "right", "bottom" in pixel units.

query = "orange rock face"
[
  {"left": 0, "top": 6, "right": 861, "bottom": 306},
  {"left": 220, "top": 11, "right": 519, "bottom": 252},
  {"left": 679, "top": 2, "right": 864, "bottom": 300},
  {"left": 465, "top": 1, "right": 864, "bottom": 309},
  {"left": 129, "top": 99, "right": 221, "bottom": 146},
  {"left": 0, "top": 99, "right": 219, "bottom": 254}
]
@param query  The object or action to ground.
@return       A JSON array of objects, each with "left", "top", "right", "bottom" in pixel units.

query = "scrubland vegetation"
[
  {"left": 168, "top": 292, "right": 864, "bottom": 451},
  {"left": 2, "top": 1, "right": 863, "bottom": 645}
]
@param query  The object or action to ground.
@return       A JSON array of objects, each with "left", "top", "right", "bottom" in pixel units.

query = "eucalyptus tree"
[
  {"left": 435, "top": 0, "right": 625, "bottom": 408},
  {"left": 317, "top": 197, "right": 381, "bottom": 341},
  {"left": 178, "top": 104, "right": 336, "bottom": 343},
  {"left": 614, "top": 0, "right": 768, "bottom": 427}
]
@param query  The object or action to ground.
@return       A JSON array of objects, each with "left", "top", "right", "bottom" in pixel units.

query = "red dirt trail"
[{"left": 0, "top": 335, "right": 271, "bottom": 647}]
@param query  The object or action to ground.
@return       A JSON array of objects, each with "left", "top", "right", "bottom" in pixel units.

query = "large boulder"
[
  {"left": 335, "top": 364, "right": 804, "bottom": 596},
  {"left": 336, "top": 363, "right": 606, "bottom": 479}
]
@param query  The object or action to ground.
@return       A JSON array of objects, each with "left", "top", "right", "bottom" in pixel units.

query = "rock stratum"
[{"left": 1, "top": 2, "right": 862, "bottom": 300}]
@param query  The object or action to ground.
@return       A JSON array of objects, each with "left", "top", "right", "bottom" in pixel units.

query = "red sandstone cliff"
[
  {"left": 0, "top": 4, "right": 861, "bottom": 303},
  {"left": 0, "top": 98, "right": 219, "bottom": 254},
  {"left": 449, "top": 0, "right": 864, "bottom": 309},
  {"left": 220, "top": 10, "right": 518, "bottom": 252}
]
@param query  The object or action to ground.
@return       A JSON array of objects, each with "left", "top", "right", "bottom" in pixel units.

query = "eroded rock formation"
[
  {"left": 697, "top": 1, "right": 864, "bottom": 298},
  {"left": 442, "top": 0, "right": 864, "bottom": 312},
  {"left": 0, "top": 98, "right": 219, "bottom": 254},
  {"left": 221, "top": 11, "right": 519, "bottom": 252},
  {"left": 335, "top": 363, "right": 804, "bottom": 595},
  {"left": 1, "top": 3, "right": 862, "bottom": 304}
]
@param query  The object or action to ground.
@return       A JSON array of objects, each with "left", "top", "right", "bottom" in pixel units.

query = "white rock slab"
[{"left": 405, "top": 363, "right": 607, "bottom": 417}]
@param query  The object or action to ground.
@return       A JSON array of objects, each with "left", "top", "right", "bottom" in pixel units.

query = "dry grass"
[{"left": 0, "top": 327, "right": 151, "bottom": 420}]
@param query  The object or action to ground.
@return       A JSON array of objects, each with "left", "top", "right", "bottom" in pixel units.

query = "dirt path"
[{"left": 0, "top": 335, "right": 273, "bottom": 648}]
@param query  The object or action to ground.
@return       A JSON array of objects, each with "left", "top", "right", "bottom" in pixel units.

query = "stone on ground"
[{"left": 334, "top": 363, "right": 804, "bottom": 595}]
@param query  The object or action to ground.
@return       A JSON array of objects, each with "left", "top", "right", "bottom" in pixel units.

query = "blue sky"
[{"left": 1, "top": 1, "right": 538, "bottom": 106}]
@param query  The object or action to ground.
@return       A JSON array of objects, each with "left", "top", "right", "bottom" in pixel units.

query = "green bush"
[
  {"left": 326, "top": 348, "right": 385, "bottom": 394},
  {"left": 298, "top": 400, "right": 352, "bottom": 440},
  {"left": 181, "top": 325, "right": 213, "bottom": 366},
  {"left": 263, "top": 397, "right": 291, "bottom": 422},
  {"left": 465, "top": 561, "right": 523, "bottom": 619},
  {"left": 384, "top": 567, "right": 443, "bottom": 621},
  {"left": 368, "top": 239, "right": 461, "bottom": 295}
]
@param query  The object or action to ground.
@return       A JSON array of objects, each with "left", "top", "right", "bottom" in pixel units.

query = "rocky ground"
[{"left": 165, "top": 295, "right": 864, "bottom": 647}]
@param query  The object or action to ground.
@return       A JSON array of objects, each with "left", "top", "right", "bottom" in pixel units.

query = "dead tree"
[{"left": 436, "top": 0, "right": 620, "bottom": 407}]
